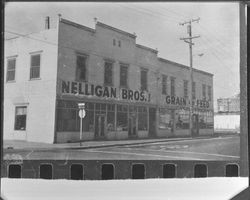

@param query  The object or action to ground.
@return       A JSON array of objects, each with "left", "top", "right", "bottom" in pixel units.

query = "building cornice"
[
  {"left": 60, "top": 18, "right": 95, "bottom": 33},
  {"left": 158, "top": 57, "right": 213, "bottom": 77},
  {"left": 136, "top": 44, "right": 158, "bottom": 54}
]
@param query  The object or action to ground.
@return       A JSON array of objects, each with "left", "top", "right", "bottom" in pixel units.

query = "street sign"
[{"left": 79, "top": 109, "right": 86, "bottom": 118}]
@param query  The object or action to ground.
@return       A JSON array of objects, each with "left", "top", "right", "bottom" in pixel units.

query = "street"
[{"left": 4, "top": 135, "right": 239, "bottom": 161}]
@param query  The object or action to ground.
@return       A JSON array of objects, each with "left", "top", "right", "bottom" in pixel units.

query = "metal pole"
[
  {"left": 80, "top": 113, "right": 82, "bottom": 146},
  {"left": 188, "top": 24, "right": 193, "bottom": 137}
]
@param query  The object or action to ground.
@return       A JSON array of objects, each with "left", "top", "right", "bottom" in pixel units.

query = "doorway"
[
  {"left": 149, "top": 108, "right": 156, "bottom": 137},
  {"left": 95, "top": 114, "right": 105, "bottom": 138},
  {"left": 128, "top": 114, "right": 137, "bottom": 138}
]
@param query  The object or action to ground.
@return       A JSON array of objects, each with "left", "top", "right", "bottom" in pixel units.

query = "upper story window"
[
  {"left": 118, "top": 40, "right": 121, "bottom": 47},
  {"left": 140, "top": 68, "right": 148, "bottom": 91},
  {"left": 208, "top": 85, "right": 212, "bottom": 101},
  {"left": 183, "top": 80, "right": 188, "bottom": 99},
  {"left": 170, "top": 77, "right": 175, "bottom": 96},
  {"left": 6, "top": 57, "right": 16, "bottom": 82},
  {"left": 120, "top": 64, "right": 128, "bottom": 88},
  {"left": 162, "top": 75, "right": 167, "bottom": 95},
  {"left": 113, "top": 39, "right": 116, "bottom": 46},
  {"left": 14, "top": 106, "right": 27, "bottom": 131},
  {"left": 192, "top": 81, "right": 196, "bottom": 100},
  {"left": 30, "top": 54, "right": 41, "bottom": 79},
  {"left": 104, "top": 61, "right": 113, "bottom": 85},
  {"left": 76, "top": 54, "right": 87, "bottom": 81},
  {"left": 202, "top": 84, "right": 206, "bottom": 100}
]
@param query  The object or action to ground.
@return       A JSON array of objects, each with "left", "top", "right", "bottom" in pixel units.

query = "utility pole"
[{"left": 179, "top": 18, "right": 200, "bottom": 137}]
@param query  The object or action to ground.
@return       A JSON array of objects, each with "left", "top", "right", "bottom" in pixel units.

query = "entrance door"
[
  {"left": 149, "top": 108, "right": 156, "bottom": 138},
  {"left": 95, "top": 115, "right": 105, "bottom": 138},
  {"left": 192, "top": 114, "right": 199, "bottom": 137},
  {"left": 128, "top": 115, "right": 137, "bottom": 137}
]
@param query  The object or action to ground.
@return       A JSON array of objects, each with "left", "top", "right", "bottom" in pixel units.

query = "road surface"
[{"left": 4, "top": 135, "right": 239, "bottom": 161}]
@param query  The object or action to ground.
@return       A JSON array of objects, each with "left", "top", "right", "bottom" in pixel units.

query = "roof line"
[
  {"left": 158, "top": 57, "right": 213, "bottom": 76},
  {"left": 96, "top": 21, "right": 136, "bottom": 39},
  {"left": 60, "top": 18, "right": 95, "bottom": 33},
  {"left": 136, "top": 44, "right": 158, "bottom": 54}
]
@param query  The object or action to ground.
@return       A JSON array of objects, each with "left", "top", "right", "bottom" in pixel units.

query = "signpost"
[{"left": 78, "top": 103, "right": 86, "bottom": 146}]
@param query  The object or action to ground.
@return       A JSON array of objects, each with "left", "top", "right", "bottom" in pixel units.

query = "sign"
[
  {"left": 165, "top": 95, "right": 210, "bottom": 108},
  {"left": 61, "top": 80, "right": 151, "bottom": 102},
  {"left": 79, "top": 109, "right": 86, "bottom": 118}
]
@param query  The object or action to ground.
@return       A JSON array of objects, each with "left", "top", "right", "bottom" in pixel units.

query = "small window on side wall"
[
  {"left": 14, "top": 106, "right": 27, "bottom": 130},
  {"left": 104, "top": 61, "right": 113, "bottom": 85},
  {"left": 6, "top": 58, "right": 16, "bottom": 82},
  {"left": 30, "top": 54, "right": 41, "bottom": 79}
]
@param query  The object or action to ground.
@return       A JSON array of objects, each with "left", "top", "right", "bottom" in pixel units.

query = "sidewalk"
[{"left": 3, "top": 136, "right": 207, "bottom": 151}]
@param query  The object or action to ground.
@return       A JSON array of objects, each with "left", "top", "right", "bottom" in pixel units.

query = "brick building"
[{"left": 4, "top": 17, "right": 214, "bottom": 143}]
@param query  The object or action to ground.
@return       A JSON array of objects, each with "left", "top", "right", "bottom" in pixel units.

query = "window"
[
  {"left": 202, "top": 84, "right": 206, "bottom": 100},
  {"left": 104, "top": 61, "right": 113, "bottom": 85},
  {"left": 6, "top": 58, "right": 16, "bottom": 81},
  {"left": 170, "top": 77, "right": 175, "bottom": 96},
  {"left": 113, "top": 39, "right": 116, "bottom": 46},
  {"left": 162, "top": 75, "right": 167, "bottom": 95},
  {"left": 183, "top": 80, "right": 188, "bottom": 99},
  {"left": 120, "top": 64, "right": 128, "bottom": 87},
  {"left": 208, "top": 86, "right": 212, "bottom": 101},
  {"left": 192, "top": 81, "right": 196, "bottom": 100},
  {"left": 117, "top": 105, "right": 128, "bottom": 132},
  {"left": 141, "top": 69, "right": 148, "bottom": 91},
  {"left": 138, "top": 106, "right": 148, "bottom": 131},
  {"left": 14, "top": 106, "right": 27, "bottom": 130},
  {"left": 118, "top": 40, "right": 121, "bottom": 47},
  {"left": 30, "top": 54, "right": 40, "bottom": 79},
  {"left": 76, "top": 54, "right": 87, "bottom": 81}
]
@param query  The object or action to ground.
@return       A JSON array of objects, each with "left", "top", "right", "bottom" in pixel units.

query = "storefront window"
[
  {"left": 57, "top": 108, "right": 77, "bottom": 131},
  {"left": 117, "top": 105, "right": 128, "bottom": 131},
  {"left": 138, "top": 106, "right": 148, "bottom": 131},
  {"left": 176, "top": 109, "right": 189, "bottom": 129},
  {"left": 107, "top": 111, "right": 115, "bottom": 131},
  {"left": 159, "top": 108, "right": 173, "bottom": 131}
]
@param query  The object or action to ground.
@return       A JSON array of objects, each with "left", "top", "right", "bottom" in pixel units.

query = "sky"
[{"left": 4, "top": 2, "right": 240, "bottom": 111}]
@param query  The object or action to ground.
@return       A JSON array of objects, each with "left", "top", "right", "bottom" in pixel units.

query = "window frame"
[
  {"left": 75, "top": 53, "right": 88, "bottom": 82},
  {"left": 192, "top": 81, "right": 196, "bottom": 100},
  {"left": 183, "top": 80, "right": 188, "bottom": 99},
  {"left": 162, "top": 74, "right": 167, "bottom": 95},
  {"left": 30, "top": 52, "right": 42, "bottom": 80},
  {"left": 14, "top": 106, "right": 27, "bottom": 131},
  {"left": 6, "top": 56, "right": 17, "bottom": 82},
  {"left": 140, "top": 68, "right": 148, "bottom": 91},
  {"left": 208, "top": 85, "right": 212, "bottom": 101},
  {"left": 119, "top": 63, "right": 129, "bottom": 88},
  {"left": 202, "top": 84, "right": 206, "bottom": 100},
  {"left": 104, "top": 59, "right": 114, "bottom": 86}
]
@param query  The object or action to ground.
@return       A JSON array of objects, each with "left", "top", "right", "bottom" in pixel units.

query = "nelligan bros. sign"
[{"left": 61, "top": 80, "right": 210, "bottom": 108}]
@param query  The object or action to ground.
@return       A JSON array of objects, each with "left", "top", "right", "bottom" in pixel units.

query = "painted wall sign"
[
  {"left": 61, "top": 80, "right": 151, "bottom": 102},
  {"left": 165, "top": 95, "right": 209, "bottom": 108}
]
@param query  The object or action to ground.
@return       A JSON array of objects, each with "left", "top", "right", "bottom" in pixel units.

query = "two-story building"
[{"left": 4, "top": 16, "right": 214, "bottom": 143}]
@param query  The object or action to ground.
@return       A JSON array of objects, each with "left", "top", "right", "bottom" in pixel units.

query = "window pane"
[
  {"left": 15, "top": 107, "right": 27, "bottom": 130},
  {"left": 170, "top": 77, "right": 175, "bottom": 96},
  {"left": 138, "top": 107, "right": 147, "bottom": 131},
  {"left": 117, "top": 112, "right": 128, "bottom": 131},
  {"left": 107, "top": 111, "right": 115, "bottom": 131},
  {"left": 76, "top": 55, "right": 87, "bottom": 81},
  {"left": 8, "top": 59, "right": 16, "bottom": 70},
  {"left": 176, "top": 109, "right": 189, "bottom": 130},
  {"left": 30, "top": 66, "right": 40, "bottom": 79},
  {"left": 120, "top": 65, "right": 128, "bottom": 87},
  {"left": 31, "top": 55, "right": 40, "bottom": 67},
  {"left": 184, "top": 80, "right": 188, "bottom": 99},
  {"left": 104, "top": 62, "right": 113, "bottom": 85},
  {"left": 162, "top": 75, "right": 167, "bottom": 95},
  {"left": 192, "top": 82, "right": 196, "bottom": 99},
  {"left": 141, "top": 70, "right": 147, "bottom": 91},
  {"left": 202, "top": 84, "right": 206, "bottom": 99},
  {"left": 7, "top": 71, "right": 15, "bottom": 81}
]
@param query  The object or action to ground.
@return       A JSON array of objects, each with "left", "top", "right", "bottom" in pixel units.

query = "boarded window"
[
  {"left": 14, "top": 106, "right": 27, "bottom": 130},
  {"left": 76, "top": 55, "right": 87, "bottom": 81},
  {"left": 30, "top": 54, "right": 40, "bottom": 79},
  {"left": 104, "top": 61, "right": 113, "bottom": 85},
  {"left": 6, "top": 58, "right": 16, "bottom": 81}
]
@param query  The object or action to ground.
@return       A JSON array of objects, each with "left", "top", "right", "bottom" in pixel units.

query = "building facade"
[
  {"left": 4, "top": 17, "right": 214, "bottom": 143},
  {"left": 217, "top": 94, "right": 240, "bottom": 113}
]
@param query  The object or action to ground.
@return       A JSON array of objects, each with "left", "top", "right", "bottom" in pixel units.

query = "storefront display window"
[
  {"left": 159, "top": 108, "right": 173, "bottom": 131},
  {"left": 176, "top": 109, "right": 189, "bottom": 129},
  {"left": 138, "top": 106, "right": 147, "bottom": 131},
  {"left": 117, "top": 105, "right": 128, "bottom": 131}
]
